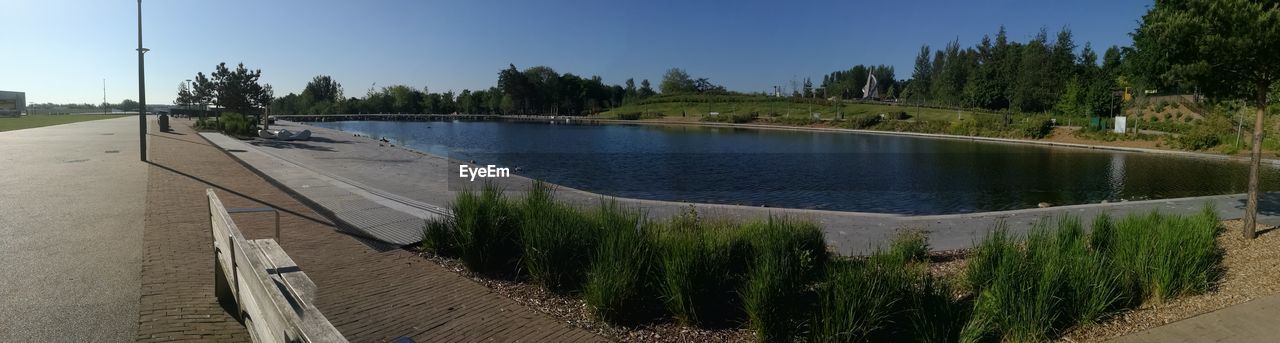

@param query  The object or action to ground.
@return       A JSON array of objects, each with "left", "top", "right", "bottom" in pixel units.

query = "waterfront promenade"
[
  {"left": 138, "top": 120, "right": 602, "bottom": 341},
  {"left": 0, "top": 117, "right": 146, "bottom": 342},
  {"left": 225, "top": 121, "right": 1279, "bottom": 254}
]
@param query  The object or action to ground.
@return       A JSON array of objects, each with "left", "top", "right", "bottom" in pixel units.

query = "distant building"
[{"left": 0, "top": 91, "right": 24, "bottom": 116}]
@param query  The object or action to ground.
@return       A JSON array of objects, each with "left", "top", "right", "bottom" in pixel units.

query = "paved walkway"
[
  {"left": 138, "top": 119, "right": 602, "bottom": 342},
  {"left": 0, "top": 116, "right": 146, "bottom": 342},
  {"left": 1110, "top": 293, "right": 1280, "bottom": 343},
  {"left": 243, "top": 121, "right": 1280, "bottom": 255}
]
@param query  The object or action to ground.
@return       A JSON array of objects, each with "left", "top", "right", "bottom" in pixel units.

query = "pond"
[{"left": 308, "top": 119, "right": 1278, "bottom": 215}]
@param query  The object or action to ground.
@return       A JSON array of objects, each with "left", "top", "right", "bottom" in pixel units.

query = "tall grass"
[
  {"left": 964, "top": 209, "right": 1219, "bottom": 341},
  {"left": 582, "top": 202, "right": 658, "bottom": 322},
  {"left": 519, "top": 181, "right": 603, "bottom": 292},
  {"left": 656, "top": 211, "right": 753, "bottom": 327},
  {"left": 740, "top": 217, "right": 829, "bottom": 341},
  {"left": 424, "top": 179, "right": 1221, "bottom": 341},
  {"left": 439, "top": 183, "right": 523, "bottom": 275},
  {"left": 809, "top": 231, "right": 965, "bottom": 343}
]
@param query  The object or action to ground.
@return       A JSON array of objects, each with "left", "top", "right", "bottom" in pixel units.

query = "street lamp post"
[{"left": 137, "top": 0, "right": 148, "bottom": 161}]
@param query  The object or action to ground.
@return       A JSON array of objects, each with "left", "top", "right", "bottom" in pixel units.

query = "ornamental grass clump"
[
  {"left": 809, "top": 231, "right": 965, "bottom": 343},
  {"left": 963, "top": 209, "right": 1219, "bottom": 342},
  {"left": 448, "top": 184, "right": 523, "bottom": 276},
  {"left": 582, "top": 202, "right": 659, "bottom": 323},
  {"left": 656, "top": 209, "right": 753, "bottom": 327},
  {"left": 740, "top": 217, "right": 829, "bottom": 341},
  {"left": 518, "top": 181, "right": 604, "bottom": 292}
]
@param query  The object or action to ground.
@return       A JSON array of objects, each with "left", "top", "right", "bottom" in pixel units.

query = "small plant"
[{"left": 843, "top": 114, "right": 882, "bottom": 129}]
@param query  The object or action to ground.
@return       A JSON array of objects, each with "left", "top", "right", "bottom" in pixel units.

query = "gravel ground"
[
  {"left": 416, "top": 249, "right": 754, "bottom": 343},
  {"left": 1060, "top": 220, "right": 1280, "bottom": 342},
  {"left": 413, "top": 220, "right": 1278, "bottom": 343}
]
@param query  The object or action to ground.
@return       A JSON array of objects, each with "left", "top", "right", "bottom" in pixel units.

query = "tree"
[
  {"left": 302, "top": 75, "right": 343, "bottom": 104},
  {"left": 660, "top": 68, "right": 696, "bottom": 94},
  {"left": 1131, "top": 0, "right": 1280, "bottom": 239},
  {"left": 119, "top": 99, "right": 140, "bottom": 110},
  {"left": 638, "top": 79, "right": 656, "bottom": 98},
  {"left": 192, "top": 72, "right": 214, "bottom": 119},
  {"left": 209, "top": 62, "right": 270, "bottom": 115},
  {"left": 911, "top": 45, "right": 932, "bottom": 104},
  {"left": 175, "top": 82, "right": 193, "bottom": 110}
]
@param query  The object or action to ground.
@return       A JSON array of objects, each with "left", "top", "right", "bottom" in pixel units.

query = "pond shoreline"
[{"left": 588, "top": 117, "right": 1280, "bottom": 166}]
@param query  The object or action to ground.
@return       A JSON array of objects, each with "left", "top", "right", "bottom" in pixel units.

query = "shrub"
[
  {"left": 450, "top": 184, "right": 523, "bottom": 275},
  {"left": 218, "top": 112, "right": 256, "bottom": 136},
  {"left": 702, "top": 112, "right": 756, "bottom": 123},
  {"left": 1018, "top": 118, "right": 1055, "bottom": 139},
  {"left": 776, "top": 115, "right": 819, "bottom": 126},
  {"left": 1169, "top": 126, "right": 1222, "bottom": 150},
  {"left": 843, "top": 114, "right": 882, "bottom": 129},
  {"left": 741, "top": 217, "right": 829, "bottom": 341}
]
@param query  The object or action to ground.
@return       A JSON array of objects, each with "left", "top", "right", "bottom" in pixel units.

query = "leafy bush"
[
  {"left": 1169, "top": 126, "right": 1223, "bottom": 150},
  {"left": 1017, "top": 118, "right": 1055, "bottom": 139},
  {"left": 614, "top": 112, "right": 662, "bottom": 120},
  {"left": 218, "top": 112, "right": 256, "bottom": 136},
  {"left": 702, "top": 112, "right": 756, "bottom": 124},
  {"left": 843, "top": 114, "right": 882, "bottom": 129}
]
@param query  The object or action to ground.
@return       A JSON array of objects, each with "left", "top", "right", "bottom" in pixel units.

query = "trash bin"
[{"left": 159, "top": 114, "right": 170, "bottom": 132}]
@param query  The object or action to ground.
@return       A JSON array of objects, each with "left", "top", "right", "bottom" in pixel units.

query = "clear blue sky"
[{"left": 0, "top": 0, "right": 1152, "bottom": 105}]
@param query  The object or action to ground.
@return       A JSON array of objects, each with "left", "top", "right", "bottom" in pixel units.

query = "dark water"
[{"left": 309, "top": 119, "right": 1279, "bottom": 215}]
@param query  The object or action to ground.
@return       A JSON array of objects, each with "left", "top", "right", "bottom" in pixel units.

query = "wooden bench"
[{"left": 209, "top": 189, "right": 346, "bottom": 342}]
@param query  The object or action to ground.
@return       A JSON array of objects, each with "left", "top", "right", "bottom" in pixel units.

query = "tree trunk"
[{"left": 1243, "top": 89, "right": 1267, "bottom": 240}]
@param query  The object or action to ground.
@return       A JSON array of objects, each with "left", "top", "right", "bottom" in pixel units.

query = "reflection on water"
[{"left": 309, "top": 119, "right": 1278, "bottom": 214}]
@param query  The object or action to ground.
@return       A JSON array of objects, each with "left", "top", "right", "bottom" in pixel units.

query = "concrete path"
[
  {"left": 228, "top": 121, "right": 1280, "bottom": 254},
  {"left": 1109, "top": 293, "right": 1280, "bottom": 343},
  {"left": 140, "top": 120, "right": 603, "bottom": 342},
  {"left": 0, "top": 116, "right": 146, "bottom": 342}
]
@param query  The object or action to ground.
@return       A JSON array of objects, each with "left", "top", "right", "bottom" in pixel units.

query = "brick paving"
[{"left": 137, "top": 120, "right": 605, "bottom": 342}]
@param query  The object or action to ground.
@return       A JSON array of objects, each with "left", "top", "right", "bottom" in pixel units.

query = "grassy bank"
[
  {"left": 421, "top": 181, "right": 1222, "bottom": 342},
  {"left": 0, "top": 114, "right": 130, "bottom": 132}
]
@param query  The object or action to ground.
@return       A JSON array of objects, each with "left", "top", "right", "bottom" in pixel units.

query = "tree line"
[
  {"left": 271, "top": 65, "right": 684, "bottom": 116},
  {"left": 878, "top": 26, "right": 1127, "bottom": 117}
]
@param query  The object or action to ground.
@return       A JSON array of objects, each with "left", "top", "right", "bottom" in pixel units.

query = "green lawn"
[{"left": 0, "top": 114, "right": 131, "bottom": 132}]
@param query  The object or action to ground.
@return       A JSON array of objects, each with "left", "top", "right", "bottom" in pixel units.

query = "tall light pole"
[{"left": 137, "top": 0, "right": 148, "bottom": 161}]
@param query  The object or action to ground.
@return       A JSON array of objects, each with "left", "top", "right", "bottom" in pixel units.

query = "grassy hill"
[{"left": 600, "top": 94, "right": 1001, "bottom": 123}]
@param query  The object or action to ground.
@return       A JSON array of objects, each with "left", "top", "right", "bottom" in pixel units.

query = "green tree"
[
  {"left": 910, "top": 45, "right": 932, "bottom": 104},
  {"left": 660, "top": 68, "right": 697, "bottom": 94},
  {"left": 1131, "top": 0, "right": 1280, "bottom": 238}
]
